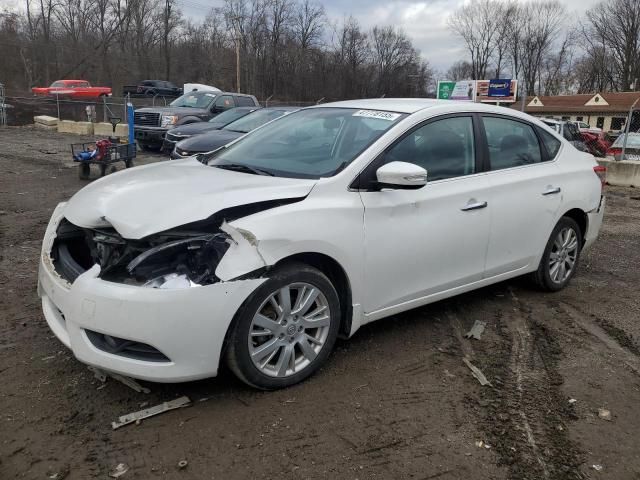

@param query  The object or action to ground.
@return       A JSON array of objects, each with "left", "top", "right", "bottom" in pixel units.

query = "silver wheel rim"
[
  {"left": 549, "top": 227, "right": 579, "bottom": 284},
  {"left": 248, "top": 282, "right": 331, "bottom": 378}
]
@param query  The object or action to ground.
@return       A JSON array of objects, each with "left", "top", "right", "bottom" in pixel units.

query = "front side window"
[
  {"left": 51, "top": 81, "right": 64, "bottom": 87},
  {"left": 483, "top": 116, "right": 542, "bottom": 170},
  {"left": 215, "top": 95, "right": 234, "bottom": 110},
  {"left": 170, "top": 91, "right": 217, "bottom": 108},
  {"left": 207, "top": 107, "right": 406, "bottom": 179},
  {"left": 384, "top": 116, "right": 476, "bottom": 181}
]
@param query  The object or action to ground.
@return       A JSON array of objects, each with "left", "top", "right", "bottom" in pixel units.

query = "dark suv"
[{"left": 133, "top": 91, "right": 260, "bottom": 150}]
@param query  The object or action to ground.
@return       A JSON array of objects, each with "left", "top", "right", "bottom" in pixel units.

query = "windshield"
[
  {"left": 223, "top": 109, "right": 291, "bottom": 133},
  {"left": 209, "top": 108, "right": 255, "bottom": 124},
  {"left": 207, "top": 107, "right": 406, "bottom": 178},
  {"left": 170, "top": 91, "right": 217, "bottom": 108},
  {"left": 613, "top": 133, "right": 640, "bottom": 148},
  {"left": 51, "top": 81, "right": 65, "bottom": 88}
]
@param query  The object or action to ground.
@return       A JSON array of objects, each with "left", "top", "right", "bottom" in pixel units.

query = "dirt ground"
[{"left": 1, "top": 126, "right": 639, "bottom": 480}]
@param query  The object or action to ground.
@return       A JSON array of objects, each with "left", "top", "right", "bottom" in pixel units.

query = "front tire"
[
  {"left": 225, "top": 263, "right": 341, "bottom": 390},
  {"left": 531, "top": 217, "right": 582, "bottom": 291}
]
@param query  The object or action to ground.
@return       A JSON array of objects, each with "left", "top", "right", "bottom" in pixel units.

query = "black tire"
[
  {"left": 99, "top": 164, "right": 107, "bottom": 177},
  {"left": 530, "top": 217, "right": 583, "bottom": 292},
  {"left": 78, "top": 163, "right": 90, "bottom": 180},
  {"left": 125, "top": 159, "right": 134, "bottom": 168},
  {"left": 225, "top": 262, "right": 341, "bottom": 390}
]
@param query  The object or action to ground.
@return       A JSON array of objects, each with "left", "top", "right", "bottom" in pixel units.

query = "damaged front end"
[{"left": 51, "top": 218, "right": 231, "bottom": 289}]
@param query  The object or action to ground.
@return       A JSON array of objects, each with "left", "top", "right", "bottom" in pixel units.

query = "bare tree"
[
  {"left": 448, "top": 0, "right": 505, "bottom": 79},
  {"left": 446, "top": 60, "right": 473, "bottom": 81},
  {"left": 584, "top": 0, "right": 640, "bottom": 91}
]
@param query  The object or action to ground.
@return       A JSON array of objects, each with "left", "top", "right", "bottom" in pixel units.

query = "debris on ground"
[
  {"left": 598, "top": 408, "right": 612, "bottom": 421},
  {"left": 112, "top": 396, "right": 191, "bottom": 430},
  {"left": 568, "top": 398, "right": 577, "bottom": 404},
  {"left": 475, "top": 440, "right": 491, "bottom": 449},
  {"left": 463, "top": 357, "right": 492, "bottom": 386},
  {"left": 88, "top": 366, "right": 151, "bottom": 394},
  {"left": 108, "top": 463, "right": 129, "bottom": 478},
  {"left": 177, "top": 460, "right": 188, "bottom": 469},
  {"left": 464, "top": 320, "right": 487, "bottom": 340},
  {"left": 592, "top": 464, "right": 603, "bottom": 471}
]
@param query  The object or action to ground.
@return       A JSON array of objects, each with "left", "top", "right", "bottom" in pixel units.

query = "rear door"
[
  {"left": 359, "top": 114, "right": 492, "bottom": 315},
  {"left": 481, "top": 115, "right": 562, "bottom": 277}
]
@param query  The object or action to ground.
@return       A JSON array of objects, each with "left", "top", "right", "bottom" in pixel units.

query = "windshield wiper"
[
  {"left": 225, "top": 129, "right": 249, "bottom": 134},
  {"left": 214, "top": 163, "right": 274, "bottom": 176}
]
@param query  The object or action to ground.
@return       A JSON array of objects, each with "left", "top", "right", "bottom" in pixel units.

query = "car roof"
[{"left": 311, "top": 98, "right": 531, "bottom": 117}]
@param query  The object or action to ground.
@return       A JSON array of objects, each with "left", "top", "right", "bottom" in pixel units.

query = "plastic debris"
[
  {"left": 475, "top": 440, "right": 491, "bottom": 449},
  {"left": 568, "top": 398, "right": 577, "bottom": 404},
  {"left": 109, "top": 463, "right": 129, "bottom": 478},
  {"left": 112, "top": 396, "right": 191, "bottom": 430},
  {"left": 463, "top": 357, "right": 492, "bottom": 386},
  {"left": 88, "top": 366, "right": 150, "bottom": 394},
  {"left": 598, "top": 408, "right": 612, "bottom": 421},
  {"left": 464, "top": 320, "right": 487, "bottom": 340},
  {"left": 178, "top": 460, "right": 188, "bottom": 469},
  {"left": 592, "top": 464, "right": 603, "bottom": 471}
]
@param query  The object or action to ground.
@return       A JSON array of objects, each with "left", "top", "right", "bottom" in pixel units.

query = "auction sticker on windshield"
[{"left": 352, "top": 110, "right": 401, "bottom": 121}]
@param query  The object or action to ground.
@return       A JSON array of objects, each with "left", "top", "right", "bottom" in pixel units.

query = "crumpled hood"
[{"left": 63, "top": 157, "right": 316, "bottom": 239}]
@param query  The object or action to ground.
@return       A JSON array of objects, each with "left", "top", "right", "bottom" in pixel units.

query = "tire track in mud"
[
  {"left": 549, "top": 300, "right": 640, "bottom": 375},
  {"left": 464, "top": 289, "right": 583, "bottom": 480}
]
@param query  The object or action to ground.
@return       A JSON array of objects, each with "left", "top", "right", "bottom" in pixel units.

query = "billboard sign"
[
  {"left": 476, "top": 79, "right": 518, "bottom": 103},
  {"left": 437, "top": 80, "right": 475, "bottom": 102}
]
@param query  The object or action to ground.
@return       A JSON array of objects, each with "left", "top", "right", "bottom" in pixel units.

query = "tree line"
[
  {"left": 0, "top": 0, "right": 433, "bottom": 101},
  {"left": 447, "top": 0, "right": 640, "bottom": 96}
]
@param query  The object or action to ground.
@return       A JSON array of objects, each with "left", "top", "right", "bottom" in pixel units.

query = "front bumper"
[
  {"left": 134, "top": 126, "right": 167, "bottom": 146},
  {"left": 38, "top": 204, "right": 266, "bottom": 382}
]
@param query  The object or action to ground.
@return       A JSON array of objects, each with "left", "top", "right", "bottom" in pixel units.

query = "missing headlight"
[{"left": 126, "top": 234, "right": 229, "bottom": 287}]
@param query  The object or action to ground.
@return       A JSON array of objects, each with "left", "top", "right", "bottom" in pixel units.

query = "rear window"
[
  {"left": 236, "top": 96, "right": 256, "bottom": 107},
  {"left": 170, "top": 91, "right": 217, "bottom": 108},
  {"left": 613, "top": 134, "right": 640, "bottom": 148}
]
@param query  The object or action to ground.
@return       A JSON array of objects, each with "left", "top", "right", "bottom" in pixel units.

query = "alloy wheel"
[
  {"left": 248, "top": 282, "right": 331, "bottom": 378},
  {"left": 549, "top": 227, "right": 579, "bottom": 284}
]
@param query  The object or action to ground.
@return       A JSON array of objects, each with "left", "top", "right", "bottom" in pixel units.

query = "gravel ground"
[{"left": 1, "top": 126, "right": 639, "bottom": 480}]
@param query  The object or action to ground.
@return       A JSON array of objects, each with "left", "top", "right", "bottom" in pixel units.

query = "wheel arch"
[
  {"left": 273, "top": 252, "right": 353, "bottom": 339},
  {"left": 560, "top": 208, "right": 588, "bottom": 246}
]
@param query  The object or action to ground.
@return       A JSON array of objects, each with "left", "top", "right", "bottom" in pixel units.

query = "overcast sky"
[{"left": 178, "top": 0, "right": 601, "bottom": 73}]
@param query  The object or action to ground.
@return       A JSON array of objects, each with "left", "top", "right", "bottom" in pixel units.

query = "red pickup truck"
[{"left": 32, "top": 80, "right": 112, "bottom": 99}]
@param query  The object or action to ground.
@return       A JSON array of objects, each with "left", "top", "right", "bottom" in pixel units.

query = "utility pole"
[
  {"left": 233, "top": 16, "right": 241, "bottom": 93},
  {"left": 164, "top": 0, "right": 171, "bottom": 80}
]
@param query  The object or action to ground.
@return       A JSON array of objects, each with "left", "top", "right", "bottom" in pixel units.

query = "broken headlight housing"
[
  {"left": 51, "top": 219, "right": 232, "bottom": 288},
  {"left": 125, "top": 234, "right": 230, "bottom": 288}
]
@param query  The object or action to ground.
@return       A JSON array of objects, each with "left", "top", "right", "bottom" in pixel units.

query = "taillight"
[
  {"left": 606, "top": 147, "right": 622, "bottom": 158},
  {"left": 593, "top": 165, "right": 607, "bottom": 188}
]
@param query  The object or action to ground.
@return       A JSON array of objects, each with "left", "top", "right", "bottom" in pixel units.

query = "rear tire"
[
  {"left": 530, "top": 217, "right": 582, "bottom": 291},
  {"left": 225, "top": 262, "right": 341, "bottom": 390}
]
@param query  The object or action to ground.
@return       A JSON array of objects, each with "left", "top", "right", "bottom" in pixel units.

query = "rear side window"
[
  {"left": 236, "top": 96, "right": 256, "bottom": 107},
  {"left": 385, "top": 116, "right": 476, "bottom": 181},
  {"left": 482, "top": 116, "right": 542, "bottom": 170},
  {"left": 538, "top": 128, "right": 562, "bottom": 158}
]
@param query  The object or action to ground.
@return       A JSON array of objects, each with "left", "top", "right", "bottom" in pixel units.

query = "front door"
[{"left": 358, "top": 115, "right": 491, "bottom": 316}]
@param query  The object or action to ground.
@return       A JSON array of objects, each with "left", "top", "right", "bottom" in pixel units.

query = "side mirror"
[{"left": 375, "top": 161, "right": 427, "bottom": 190}]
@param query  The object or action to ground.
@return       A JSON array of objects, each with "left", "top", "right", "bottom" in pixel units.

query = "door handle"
[
  {"left": 461, "top": 200, "right": 488, "bottom": 211},
  {"left": 542, "top": 187, "right": 561, "bottom": 196}
]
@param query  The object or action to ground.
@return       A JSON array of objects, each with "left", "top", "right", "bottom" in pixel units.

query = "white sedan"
[{"left": 38, "top": 99, "right": 606, "bottom": 389}]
